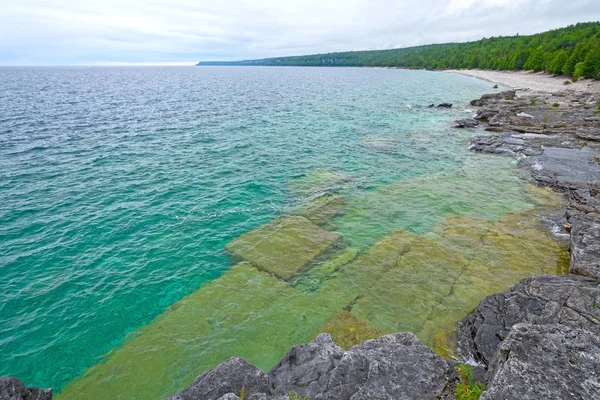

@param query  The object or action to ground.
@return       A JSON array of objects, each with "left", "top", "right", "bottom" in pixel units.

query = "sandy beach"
[{"left": 447, "top": 69, "right": 600, "bottom": 94}]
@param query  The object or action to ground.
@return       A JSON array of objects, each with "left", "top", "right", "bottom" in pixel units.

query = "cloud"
[{"left": 0, "top": 0, "right": 599, "bottom": 65}]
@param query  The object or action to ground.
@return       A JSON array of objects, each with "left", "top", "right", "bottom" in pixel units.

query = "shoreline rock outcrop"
[
  {"left": 168, "top": 333, "right": 457, "bottom": 400},
  {"left": 0, "top": 376, "right": 52, "bottom": 400}
]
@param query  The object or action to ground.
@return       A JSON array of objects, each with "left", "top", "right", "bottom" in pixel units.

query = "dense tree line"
[{"left": 198, "top": 22, "right": 600, "bottom": 80}]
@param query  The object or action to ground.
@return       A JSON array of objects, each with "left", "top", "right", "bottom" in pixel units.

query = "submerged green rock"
[
  {"left": 225, "top": 216, "right": 340, "bottom": 280},
  {"left": 317, "top": 310, "right": 385, "bottom": 350},
  {"left": 292, "top": 247, "right": 359, "bottom": 293},
  {"left": 297, "top": 194, "right": 345, "bottom": 226},
  {"left": 57, "top": 262, "right": 348, "bottom": 400},
  {"left": 288, "top": 169, "right": 353, "bottom": 198}
]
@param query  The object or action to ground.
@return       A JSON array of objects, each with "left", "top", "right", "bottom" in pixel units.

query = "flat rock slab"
[
  {"left": 481, "top": 323, "right": 600, "bottom": 400},
  {"left": 531, "top": 146, "right": 600, "bottom": 186},
  {"left": 457, "top": 275, "right": 600, "bottom": 366},
  {"left": 317, "top": 311, "right": 385, "bottom": 350},
  {"left": 298, "top": 194, "right": 345, "bottom": 226},
  {"left": 226, "top": 216, "right": 341, "bottom": 280},
  {"left": 59, "top": 262, "right": 349, "bottom": 399}
]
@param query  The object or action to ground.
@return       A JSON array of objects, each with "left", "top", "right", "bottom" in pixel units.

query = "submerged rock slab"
[
  {"left": 298, "top": 194, "right": 345, "bottom": 226},
  {"left": 289, "top": 169, "right": 353, "bottom": 197},
  {"left": 457, "top": 275, "right": 600, "bottom": 366},
  {"left": 292, "top": 248, "right": 359, "bottom": 293},
  {"left": 225, "top": 216, "right": 340, "bottom": 279},
  {"left": 317, "top": 311, "right": 385, "bottom": 350},
  {"left": 481, "top": 323, "right": 600, "bottom": 400},
  {"left": 351, "top": 235, "right": 468, "bottom": 335},
  {"left": 0, "top": 376, "right": 52, "bottom": 400},
  {"left": 57, "top": 262, "right": 349, "bottom": 400}
]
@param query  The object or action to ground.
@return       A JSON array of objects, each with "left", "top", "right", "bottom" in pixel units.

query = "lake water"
[{"left": 0, "top": 67, "right": 568, "bottom": 399}]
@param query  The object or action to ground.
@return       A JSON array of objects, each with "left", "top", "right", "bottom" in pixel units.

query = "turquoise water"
[{"left": 0, "top": 67, "right": 549, "bottom": 393}]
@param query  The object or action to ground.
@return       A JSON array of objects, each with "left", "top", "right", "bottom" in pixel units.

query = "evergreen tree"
[
  {"left": 563, "top": 41, "right": 588, "bottom": 75},
  {"left": 524, "top": 47, "right": 546, "bottom": 71},
  {"left": 573, "top": 61, "right": 585, "bottom": 82},
  {"left": 582, "top": 44, "right": 600, "bottom": 78},
  {"left": 549, "top": 51, "right": 568, "bottom": 74}
]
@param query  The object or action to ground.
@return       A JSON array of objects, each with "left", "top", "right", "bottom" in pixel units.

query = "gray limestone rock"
[
  {"left": 570, "top": 213, "right": 600, "bottom": 279},
  {"left": 167, "top": 357, "right": 271, "bottom": 400},
  {"left": 269, "top": 333, "right": 344, "bottom": 399},
  {"left": 171, "top": 333, "right": 455, "bottom": 400},
  {"left": 454, "top": 119, "right": 479, "bottom": 128},
  {"left": 217, "top": 395, "right": 241, "bottom": 400},
  {"left": 316, "top": 332, "right": 455, "bottom": 400},
  {"left": 481, "top": 323, "right": 600, "bottom": 400},
  {"left": 457, "top": 275, "right": 600, "bottom": 366},
  {"left": 0, "top": 377, "right": 52, "bottom": 400},
  {"left": 470, "top": 90, "right": 516, "bottom": 106}
]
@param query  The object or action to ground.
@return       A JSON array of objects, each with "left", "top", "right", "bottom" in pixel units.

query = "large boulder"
[
  {"left": 481, "top": 323, "right": 600, "bottom": 400},
  {"left": 0, "top": 377, "right": 52, "bottom": 400},
  {"left": 570, "top": 213, "right": 600, "bottom": 279},
  {"left": 167, "top": 357, "right": 271, "bottom": 400},
  {"left": 457, "top": 275, "right": 600, "bottom": 366}
]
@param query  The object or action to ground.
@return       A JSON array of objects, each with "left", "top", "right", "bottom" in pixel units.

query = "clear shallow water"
[{"left": 0, "top": 67, "right": 567, "bottom": 398}]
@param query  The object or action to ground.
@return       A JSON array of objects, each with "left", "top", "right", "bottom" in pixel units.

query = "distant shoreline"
[{"left": 446, "top": 69, "right": 600, "bottom": 94}]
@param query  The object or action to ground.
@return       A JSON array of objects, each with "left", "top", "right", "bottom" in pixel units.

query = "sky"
[{"left": 1, "top": 0, "right": 600, "bottom": 66}]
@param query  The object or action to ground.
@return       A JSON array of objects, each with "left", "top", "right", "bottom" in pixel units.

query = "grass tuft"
[{"left": 454, "top": 364, "right": 486, "bottom": 400}]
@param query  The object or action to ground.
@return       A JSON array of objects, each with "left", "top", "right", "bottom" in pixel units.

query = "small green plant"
[
  {"left": 596, "top": 99, "right": 600, "bottom": 112},
  {"left": 239, "top": 386, "right": 246, "bottom": 400},
  {"left": 454, "top": 364, "right": 486, "bottom": 400},
  {"left": 530, "top": 99, "right": 537, "bottom": 105},
  {"left": 552, "top": 102, "right": 560, "bottom": 108}
]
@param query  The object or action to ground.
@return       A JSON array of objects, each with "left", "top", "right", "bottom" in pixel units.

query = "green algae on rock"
[
  {"left": 288, "top": 169, "right": 353, "bottom": 198},
  {"left": 56, "top": 262, "right": 349, "bottom": 400},
  {"left": 326, "top": 156, "right": 538, "bottom": 250},
  {"left": 297, "top": 194, "right": 345, "bottom": 226},
  {"left": 225, "top": 216, "right": 341, "bottom": 280},
  {"left": 292, "top": 247, "right": 359, "bottom": 293},
  {"left": 316, "top": 310, "right": 385, "bottom": 350}
]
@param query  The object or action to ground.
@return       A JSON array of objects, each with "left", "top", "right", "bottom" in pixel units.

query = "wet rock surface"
[
  {"left": 169, "top": 333, "right": 456, "bottom": 400},
  {"left": 0, "top": 376, "right": 52, "bottom": 400}
]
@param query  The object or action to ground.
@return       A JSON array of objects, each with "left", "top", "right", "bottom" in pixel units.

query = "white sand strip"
[{"left": 447, "top": 69, "right": 600, "bottom": 94}]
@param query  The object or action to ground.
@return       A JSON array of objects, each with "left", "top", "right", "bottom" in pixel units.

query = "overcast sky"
[{"left": 1, "top": 0, "right": 599, "bottom": 66}]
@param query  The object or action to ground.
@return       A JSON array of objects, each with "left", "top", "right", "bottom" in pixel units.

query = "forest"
[{"left": 198, "top": 22, "right": 600, "bottom": 81}]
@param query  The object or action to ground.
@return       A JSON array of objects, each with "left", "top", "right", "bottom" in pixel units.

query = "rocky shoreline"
[{"left": 2, "top": 89, "right": 599, "bottom": 400}]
